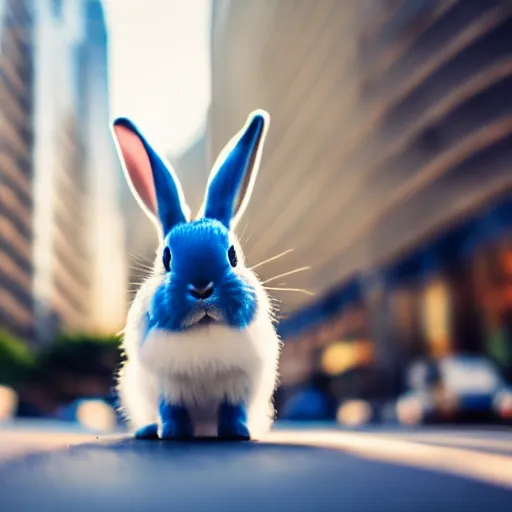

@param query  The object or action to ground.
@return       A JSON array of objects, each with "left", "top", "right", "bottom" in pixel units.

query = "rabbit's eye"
[
  {"left": 228, "top": 245, "right": 238, "bottom": 267},
  {"left": 163, "top": 247, "right": 171, "bottom": 272}
]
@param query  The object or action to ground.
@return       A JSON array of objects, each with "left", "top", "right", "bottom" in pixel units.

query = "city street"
[
  {"left": 2, "top": 2, "right": 512, "bottom": 511},
  {"left": 0, "top": 422, "right": 511, "bottom": 511}
]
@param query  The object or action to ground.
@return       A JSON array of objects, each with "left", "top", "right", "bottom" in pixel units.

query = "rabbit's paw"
[
  {"left": 218, "top": 401, "right": 250, "bottom": 440},
  {"left": 159, "top": 400, "right": 194, "bottom": 439},
  {"left": 134, "top": 423, "right": 159, "bottom": 439}
]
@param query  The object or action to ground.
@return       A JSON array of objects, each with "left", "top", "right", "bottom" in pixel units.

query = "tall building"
[
  {"left": 32, "top": 0, "right": 90, "bottom": 342},
  {"left": 211, "top": 0, "right": 512, "bottom": 407},
  {"left": 31, "top": 0, "right": 127, "bottom": 342},
  {"left": 0, "top": 0, "right": 35, "bottom": 340},
  {"left": 0, "top": 0, "right": 128, "bottom": 343},
  {"left": 81, "top": 0, "right": 127, "bottom": 335},
  {"left": 210, "top": 0, "right": 369, "bottom": 313}
]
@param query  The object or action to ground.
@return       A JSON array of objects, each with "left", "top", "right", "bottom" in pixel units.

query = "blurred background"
[{"left": 1, "top": 0, "right": 512, "bottom": 433}]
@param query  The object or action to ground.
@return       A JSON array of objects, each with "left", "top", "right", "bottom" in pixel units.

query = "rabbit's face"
[{"left": 148, "top": 219, "right": 257, "bottom": 331}]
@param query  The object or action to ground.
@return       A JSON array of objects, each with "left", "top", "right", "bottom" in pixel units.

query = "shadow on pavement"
[{"left": 0, "top": 437, "right": 510, "bottom": 512}]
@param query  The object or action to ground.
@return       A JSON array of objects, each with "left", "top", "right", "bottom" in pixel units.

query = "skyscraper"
[
  {"left": 31, "top": 0, "right": 127, "bottom": 342},
  {"left": 81, "top": 0, "right": 127, "bottom": 335},
  {"left": 0, "top": 0, "right": 128, "bottom": 343},
  {"left": 0, "top": 0, "right": 35, "bottom": 340},
  {"left": 32, "top": 0, "right": 91, "bottom": 341}
]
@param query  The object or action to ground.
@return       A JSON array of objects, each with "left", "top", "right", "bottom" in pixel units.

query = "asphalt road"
[{"left": 0, "top": 423, "right": 511, "bottom": 512}]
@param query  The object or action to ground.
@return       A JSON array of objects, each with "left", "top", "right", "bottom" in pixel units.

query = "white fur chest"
[{"left": 138, "top": 320, "right": 272, "bottom": 405}]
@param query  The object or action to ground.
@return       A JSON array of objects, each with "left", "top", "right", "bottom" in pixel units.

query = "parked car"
[{"left": 394, "top": 355, "right": 512, "bottom": 425}]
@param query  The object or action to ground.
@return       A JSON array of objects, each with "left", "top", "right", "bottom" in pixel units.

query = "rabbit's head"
[{"left": 112, "top": 110, "right": 270, "bottom": 332}]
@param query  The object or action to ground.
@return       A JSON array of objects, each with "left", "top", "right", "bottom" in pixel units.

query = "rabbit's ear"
[
  {"left": 200, "top": 109, "right": 269, "bottom": 228},
  {"left": 111, "top": 118, "right": 190, "bottom": 233}
]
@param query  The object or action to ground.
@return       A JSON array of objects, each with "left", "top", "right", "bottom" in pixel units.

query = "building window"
[
  {"left": 421, "top": 279, "right": 452, "bottom": 359},
  {"left": 474, "top": 241, "right": 512, "bottom": 379}
]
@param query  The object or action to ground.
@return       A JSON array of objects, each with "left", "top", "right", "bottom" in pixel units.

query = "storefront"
[
  {"left": 277, "top": 195, "right": 512, "bottom": 422},
  {"left": 471, "top": 237, "right": 512, "bottom": 381},
  {"left": 278, "top": 285, "right": 381, "bottom": 420},
  {"left": 379, "top": 196, "right": 512, "bottom": 390}
]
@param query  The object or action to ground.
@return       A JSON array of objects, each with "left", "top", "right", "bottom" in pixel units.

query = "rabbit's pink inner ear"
[{"left": 113, "top": 124, "right": 158, "bottom": 216}]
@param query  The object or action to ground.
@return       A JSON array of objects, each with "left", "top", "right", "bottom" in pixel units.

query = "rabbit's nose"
[{"left": 188, "top": 282, "right": 214, "bottom": 300}]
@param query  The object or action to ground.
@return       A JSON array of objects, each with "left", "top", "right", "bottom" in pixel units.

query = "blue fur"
[
  {"left": 159, "top": 397, "right": 193, "bottom": 439},
  {"left": 113, "top": 117, "right": 187, "bottom": 233},
  {"left": 204, "top": 114, "right": 265, "bottom": 228},
  {"left": 149, "top": 219, "right": 258, "bottom": 332},
  {"left": 218, "top": 401, "right": 250, "bottom": 439},
  {"left": 134, "top": 423, "right": 159, "bottom": 439}
]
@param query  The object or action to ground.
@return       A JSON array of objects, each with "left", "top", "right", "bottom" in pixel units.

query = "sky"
[{"left": 103, "top": 0, "right": 212, "bottom": 157}]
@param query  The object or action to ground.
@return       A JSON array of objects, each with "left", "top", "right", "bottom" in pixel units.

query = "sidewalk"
[{"left": 0, "top": 425, "right": 511, "bottom": 512}]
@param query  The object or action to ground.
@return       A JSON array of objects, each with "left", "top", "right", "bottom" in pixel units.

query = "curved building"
[{"left": 210, "top": 0, "right": 512, "bottom": 405}]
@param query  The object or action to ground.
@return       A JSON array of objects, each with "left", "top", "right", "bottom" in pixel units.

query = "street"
[{"left": 0, "top": 423, "right": 511, "bottom": 511}]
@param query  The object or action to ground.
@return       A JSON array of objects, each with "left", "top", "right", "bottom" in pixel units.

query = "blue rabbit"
[{"left": 112, "top": 110, "right": 281, "bottom": 440}]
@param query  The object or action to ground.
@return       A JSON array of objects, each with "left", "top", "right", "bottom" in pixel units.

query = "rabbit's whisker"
[
  {"left": 130, "top": 258, "right": 153, "bottom": 266},
  {"left": 261, "top": 266, "right": 311, "bottom": 285},
  {"left": 129, "top": 266, "right": 155, "bottom": 276},
  {"left": 130, "top": 261, "right": 155, "bottom": 271},
  {"left": 264, "top": 286, "right": 315, "bottom": 297},
  {"left": 132, "top": 260, "right": 153, "bottom": 267},
  {"left": 129, "top": 253, "right": 154, "bottom": 263},
  {"left": 128, "top": 280, "right": 151, "bottom": 285},
  {"left": 129, "top": 271, "right": 154, "bottom": 279},
  {"left": 250, "top": 248, "right": 294, "bottom": 270}
]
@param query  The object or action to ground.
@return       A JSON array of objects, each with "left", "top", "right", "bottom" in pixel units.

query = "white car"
[{"left": 395, "top": 355, "right": 512, "bottom": 425}]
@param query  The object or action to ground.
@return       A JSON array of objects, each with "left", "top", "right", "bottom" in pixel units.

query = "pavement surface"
[{"left": 0, "top": 422, "right": 511, "bottom": 511}]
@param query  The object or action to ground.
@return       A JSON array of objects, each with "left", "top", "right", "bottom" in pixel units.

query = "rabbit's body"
[
  {"left": 118, "top": 263, "right": 280, "bottom": 437},
  {"left": 112, "top": 109, "right": 281, "bottom": 440}
]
